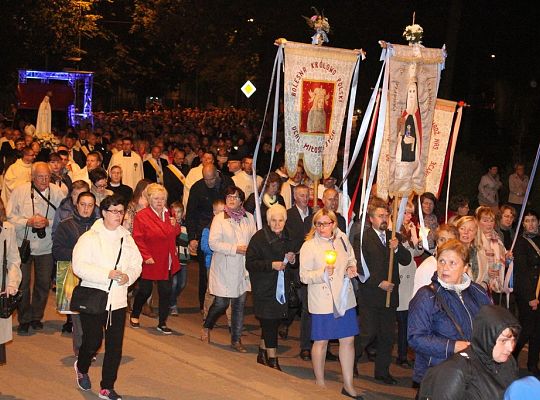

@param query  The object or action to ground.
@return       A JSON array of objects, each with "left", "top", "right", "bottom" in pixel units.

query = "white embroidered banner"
[
  {"left": 283, "top": 42, "right": 360, "bottom": 181},
  {"left": 425, "top": 99, "right": 456, "bottom": 197},
  {"left": 376, "top": 43, "right": 445, "bottom": 199}
]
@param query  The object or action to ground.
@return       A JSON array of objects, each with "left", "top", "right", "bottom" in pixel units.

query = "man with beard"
[{"left": 355, "top": 196, "right": 411, "bottom": 385}]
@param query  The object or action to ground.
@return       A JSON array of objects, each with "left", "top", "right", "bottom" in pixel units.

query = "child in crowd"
[
  {"left": 200, "top": 199, "right": 231, "bottom": 327},
  {"left": 169, "top": 202, "right": 190, "bottom": 316}
]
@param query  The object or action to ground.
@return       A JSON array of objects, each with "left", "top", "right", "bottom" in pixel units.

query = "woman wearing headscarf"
[
  {"left": 419, "top": 305, "right": 520, "bottom": 400},
  {"left": 512, "top": 209, "right": 540, "bottom": 376}
]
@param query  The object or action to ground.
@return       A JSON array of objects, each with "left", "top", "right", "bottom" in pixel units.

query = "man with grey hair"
[{"left": 7, "top": 162, "right": 65, "bottom": 335}]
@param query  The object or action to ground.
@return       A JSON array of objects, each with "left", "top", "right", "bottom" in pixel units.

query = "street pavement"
[{"left": 1, "top": 261, "right": 423, "bottom": 400}]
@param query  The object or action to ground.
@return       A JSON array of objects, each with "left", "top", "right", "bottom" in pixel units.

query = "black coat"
[
  {"left": 107, "top": 183, "right": 133, "bottom": 206},
  {"left": 354, "top": 227, "right": 411, "bottom": 308},
  {"left": 513, "top": 234, "right": 540, "bottom": 305},
  {"left": 52, "top": 212, "right": 98, "bottom": 261},
  {"left": 186, "top": 172, "right": 233, "bottom": 241},
  {"left": 246, "top": 226, "right": 295, "bottom": 319}
]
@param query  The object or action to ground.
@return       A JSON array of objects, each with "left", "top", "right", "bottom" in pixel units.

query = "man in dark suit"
[
  {"left": 163, "top": 148, "right": 190, "bottom": 206},
  {"left": 64, "top": 133, "right": 86, "bottom": 169},
  {"left": 353, "top": 196, "right": 411, "bottom": 385},
  {"left": 283, "top": 184, "right": 312, "bottom": 355},
  {"left": 143, "top": 145, "right": 168, "bottom": 184}
]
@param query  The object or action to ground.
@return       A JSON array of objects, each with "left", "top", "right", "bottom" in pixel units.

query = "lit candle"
[{"left": 325, "top": 250, "right": 337, "bottom": 266}]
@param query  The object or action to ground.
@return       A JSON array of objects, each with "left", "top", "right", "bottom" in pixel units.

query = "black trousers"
[
  {"left": 132, "top": 278, "right": 172, "bottom": 326},
  {"left": 361, "top": 305, "right": 396, "bottom": 377},
  {"left": 513, "top": 300, "right": 540, "bottom": 370},
  {"left": 197, "top": 250, "right": 207, "bottom": 311},
  {"left": 78, "top": 308, "right": 126, "bottom": 390},
  {"left": 259, "top": 318, "right": 281, "bottom": 349}
]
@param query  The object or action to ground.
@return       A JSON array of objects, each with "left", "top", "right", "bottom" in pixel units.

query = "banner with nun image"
[
  {"left": 376, "top": 44, "right": 446, "bottom": 199},
  {"left": 283, "top": 42, "right": 360, "bottom": 181}
]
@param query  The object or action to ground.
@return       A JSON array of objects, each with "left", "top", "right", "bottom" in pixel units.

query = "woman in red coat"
[{"left": 130, "top": 183, "right": 181, "bottom": 334}]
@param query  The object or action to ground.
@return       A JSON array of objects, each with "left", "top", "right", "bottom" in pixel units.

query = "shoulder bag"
[
  {"left": 19, "top": 226, "right": 31, "bottom": 264},
  {"left": 1, "top": 240, "right": 22, "bottom": 319},
  {"left": 70, "top": 238, "right": 123, "bottom": 314}
]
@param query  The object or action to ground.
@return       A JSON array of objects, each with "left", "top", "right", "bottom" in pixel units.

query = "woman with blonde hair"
[
  {"left": 475, "top": 206, "right": 508, "bottom": 293},
  {"left": 300, "top": 209, "right": 361, "bottom": 399},
  {"left": 456, "top": 216, "right": 482, "bottom": 284},
  {"left": 131, "top": 184, "right": 181, "bottom": 334}
]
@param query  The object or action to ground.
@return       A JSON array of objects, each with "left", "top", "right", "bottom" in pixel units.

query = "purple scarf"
[{"left": 224, "top": 205, "right": 247, "bottom": 223}]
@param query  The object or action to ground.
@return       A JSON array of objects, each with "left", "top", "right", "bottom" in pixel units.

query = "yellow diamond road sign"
[{"left": 241, "top": 81, "right": 256, "bottom": 98}]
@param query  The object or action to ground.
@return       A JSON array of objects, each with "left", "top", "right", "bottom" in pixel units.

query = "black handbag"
[
  {"left": 1, "top": 240, "right": 22, "bottom": 319},
  {"left": 18, "top": 227, "right": 31, "bottom": 264},
  {"left": 70, "top": 238, "right": 123, "bottom": 315},
  {"left": 287, "top": 280, "right": 301, "bottom": 309}
]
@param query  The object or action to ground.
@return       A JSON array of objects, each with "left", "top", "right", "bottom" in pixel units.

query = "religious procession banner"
[
  {"left": 283, "top": 42, "right": 360, "bottom": 181},
  {"left": 376, "top": 43, "right": 446, "bottom": 199},
  {"left": 425, "top": 99, "right": 457, "bottom": 198}
]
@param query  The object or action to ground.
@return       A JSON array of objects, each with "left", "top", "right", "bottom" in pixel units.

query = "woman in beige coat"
[
  {"left": 0, "top": 199, "right": 22, "bottom": 365},
  {"left": 300, "top": 209, "right": 361, "bottom": 399}
]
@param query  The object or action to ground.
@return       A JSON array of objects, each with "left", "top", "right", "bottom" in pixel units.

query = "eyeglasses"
[
  {"left": 226, "top": 194, "right": 240, "bottom": 200},
  {"left": 315, "top": 221, "right": 334, "bottom": 228},
  {"left": 95, "top": 184, "right": 108, "bottom": 189},
  {"left": 105, "top": 209, "right": 124, "bottom": 215}
]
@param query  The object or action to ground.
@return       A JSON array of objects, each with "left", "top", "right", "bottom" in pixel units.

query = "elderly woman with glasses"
[
  {"left": 72, "top": 194, "right": 142, "bottom": 400},
  {"left": 130, "top": 183, "right": 181, "bottom": 334},
  {"left": 201, "top": 185, "right": 256, "bottom": 352},
  {"left": 300, "top": 208, "right": 361, "bottom": 399},
  {"left": 246, "top": 204, "right": 296, "bottom": 370}
]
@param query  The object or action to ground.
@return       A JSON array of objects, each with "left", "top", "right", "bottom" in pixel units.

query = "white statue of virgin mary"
[{"left": 35, "top": 94, "right": 52, "bottom": 139}]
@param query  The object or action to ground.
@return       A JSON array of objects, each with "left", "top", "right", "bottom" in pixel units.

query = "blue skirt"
[{"left": 311, "top": 307, "right": 359, "bottom": 341}]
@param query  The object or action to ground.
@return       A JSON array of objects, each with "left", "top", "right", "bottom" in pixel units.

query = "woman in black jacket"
[
  {"left": 512, "top": 209, "right": 540, "bottom": 375},
  {"left": 246, "top": 204, "right": 295, "bottom": 370},
  {"left": 52, "top": 191, "right": 98, "bottom": 355},
  {"left": 419, "top": 305, "right": 520, "bottom": 400}
]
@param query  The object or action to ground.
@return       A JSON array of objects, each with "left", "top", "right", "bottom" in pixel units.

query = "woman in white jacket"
[
  {"left": 201, "top": 186, "right": 256, "bottom": 353},
  {"left": 72, "top": 195, "right": 142, "bottom": 400},
  {"left": 300, "top": 209, "right": 361, "bottom": 399},
  {"left": 0, "top": 200, "right": 22, "bottom": 365}
]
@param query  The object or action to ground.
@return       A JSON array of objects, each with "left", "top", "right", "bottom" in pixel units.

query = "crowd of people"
[{"left": 0, "top": 106, "right": 539, "bottom": 400}]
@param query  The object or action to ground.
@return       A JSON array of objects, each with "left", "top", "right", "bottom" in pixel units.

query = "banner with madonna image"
[
  {"left": 376, "top": 43, "right": 446, "bottom": 199},
  {"left": 283, "top": 42, "right": 361, "bottom": 181}
]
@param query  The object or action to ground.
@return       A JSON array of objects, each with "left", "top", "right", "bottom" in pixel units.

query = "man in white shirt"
[
  {"left": 108, "top": 137, "right": 144, "bottom": 190},
  {"left": 232, "top": 156, "right": 262, "bottom": 199},
  {"left": 1, "top": 146, "right": 35, "bottom": 205},
  {"left": 7, "top": 162, "right": 65, "bottom": 335},
  {"left": 280, "top": 164, "right": 305, "bottom": 209}
]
